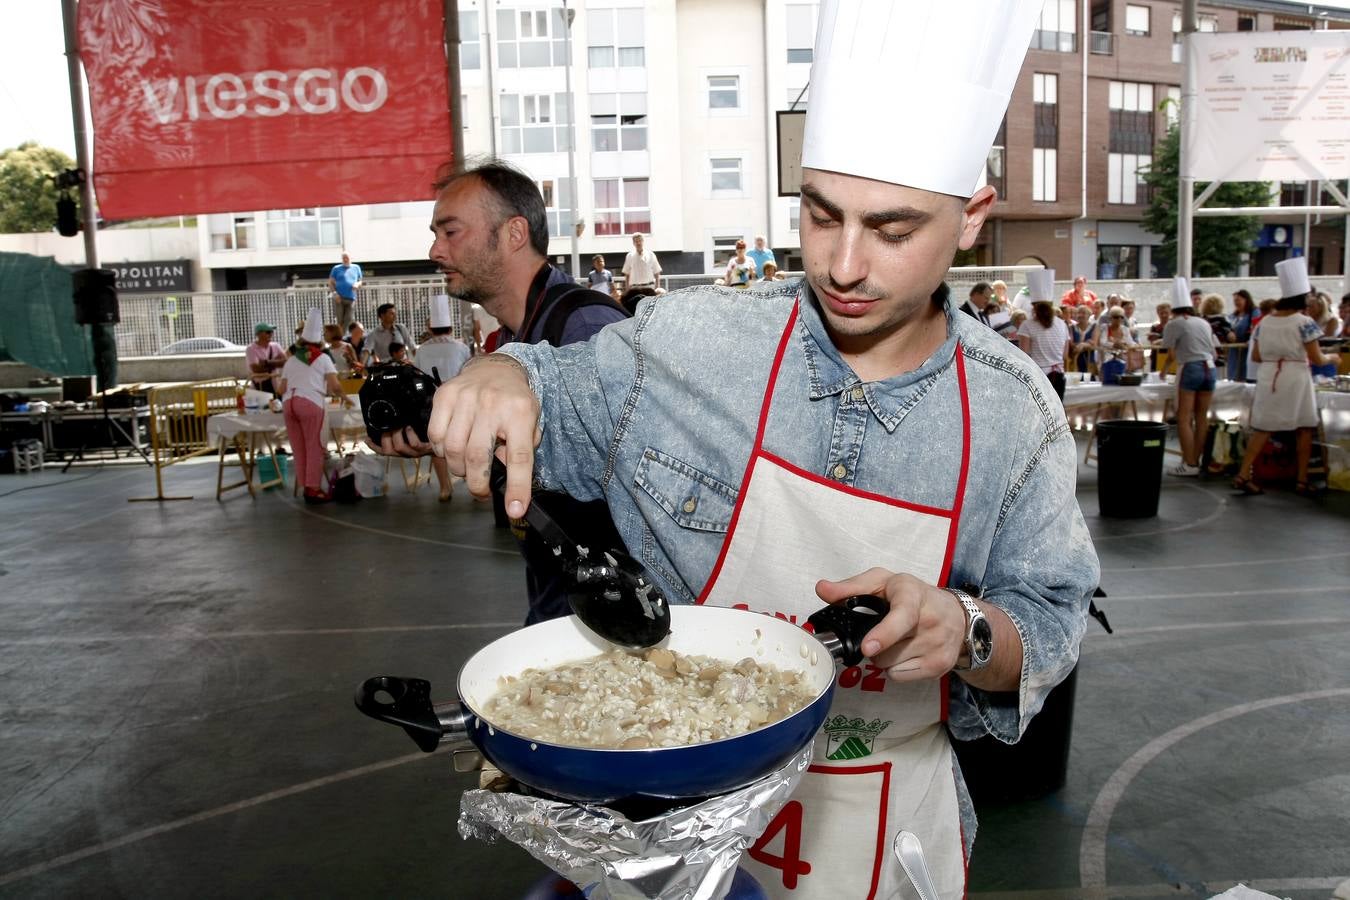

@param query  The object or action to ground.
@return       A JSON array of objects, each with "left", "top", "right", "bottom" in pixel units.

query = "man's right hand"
[{"left": 427, "top": 354, "right": 540, "bottom": 517}]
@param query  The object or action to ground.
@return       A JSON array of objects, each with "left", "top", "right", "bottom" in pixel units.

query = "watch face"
[{"left": 971, "top": 615, "right": 994, "bottom": 665}]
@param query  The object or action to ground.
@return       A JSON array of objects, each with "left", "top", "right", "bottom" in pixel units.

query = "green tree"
[
  {"left": 1141, "top": 124, "right": 1271, "bottom": 277},
  {"left": 0, "top": 142, "right": 77, "bottom": 233}
]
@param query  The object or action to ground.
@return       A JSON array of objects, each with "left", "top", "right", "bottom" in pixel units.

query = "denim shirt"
[{"left": 499, "top": 278, "right": 1099, "bottom": 745}]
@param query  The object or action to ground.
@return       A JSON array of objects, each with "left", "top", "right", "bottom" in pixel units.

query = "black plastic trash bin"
[
  {"left": 1096, "top": 419, "right": 1167, "bottom": 518},
  {"left": 952, "top": 665, "right": 1079, "bottom": 804}
]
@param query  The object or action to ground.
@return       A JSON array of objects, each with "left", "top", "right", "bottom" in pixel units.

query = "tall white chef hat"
[
  {"left": 301, "top": 308, "right": 324, "bottom": 344},
  {"left": 1026, "top": 269, "right": 1056, "bottom": 304},
  {"left": 1275, "top": 256, "right": 1311, "bottom": 299},
  {"left": 801, "top": 0, "right": 1043, "bottom": 197},
  {"left": 430, "top": 293, "right": 453, "bottom": 329},
  {"left": 1170, "top": 277, "right": 1193, "bottom": 311}
]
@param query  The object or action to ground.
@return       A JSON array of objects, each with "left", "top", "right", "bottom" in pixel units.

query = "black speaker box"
[{"left": 73, "top": 268, "right": 120, "bottom": 325}]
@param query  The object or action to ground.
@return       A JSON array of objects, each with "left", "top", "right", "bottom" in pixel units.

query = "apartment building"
[
  {"left": 986, "top": 0, "right": 1350, "bottom": 280},
  {"left": 195, "top": 0, "right": 1350, "bottom": 292}
]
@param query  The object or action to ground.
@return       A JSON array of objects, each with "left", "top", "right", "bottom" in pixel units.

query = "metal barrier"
[
  {"left": 115, "top": 272, "right": 1346, "bottom": 357},
  {"left": 116, "top": 285, "right": 477, "bottom": 358},
  {"left": 130, "top": 377, "right": 243, "bottom": 502}
]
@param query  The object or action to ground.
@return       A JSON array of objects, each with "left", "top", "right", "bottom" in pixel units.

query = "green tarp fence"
[{"left": 0, "top": 252, "right": 94, "bottom": 376}]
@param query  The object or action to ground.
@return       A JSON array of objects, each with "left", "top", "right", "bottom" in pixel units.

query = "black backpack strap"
[{"left": 536, "top": 282, "right": 630, "bottom": 347}]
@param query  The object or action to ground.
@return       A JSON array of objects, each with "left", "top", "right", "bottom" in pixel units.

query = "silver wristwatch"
[{"left": 947, "top": 588, "right": 992, "bottom": 671}]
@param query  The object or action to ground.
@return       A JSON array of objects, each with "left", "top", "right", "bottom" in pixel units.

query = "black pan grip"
[
  {"left": 354, "top": 676, "right": 444, "bottom": 753},
  {"left": 806, "top": 595, "right": 890, "bottom": 667},
  {"left": 489, "top": 457, "right": 582, "bottom": 561}
]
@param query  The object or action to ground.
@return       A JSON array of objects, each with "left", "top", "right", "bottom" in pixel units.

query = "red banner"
[{"left": 78, "top": 0, "right": 453, "bottom": 219}]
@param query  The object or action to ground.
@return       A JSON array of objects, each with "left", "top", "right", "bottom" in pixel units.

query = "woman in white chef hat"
[
  {"left": 1231, "top": 257, "right": 1340, "bottom": 496},
  {"left": 277, "top": 308, "right": 351, "bottom": 504}
]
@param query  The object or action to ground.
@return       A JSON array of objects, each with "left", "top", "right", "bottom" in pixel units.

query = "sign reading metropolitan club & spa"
[
  {"left": 77, "top": 0, "right": 453, "bottom": 219},
  {"left": 1184, "top": 30, "right": 1350, "bottom": 183},
  {"left": 107, "top": 260, "right": 193, "bottom": 293}
]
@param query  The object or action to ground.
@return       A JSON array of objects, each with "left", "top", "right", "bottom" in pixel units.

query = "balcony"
[
  {"left": 1090, "top": 31, "right": 1115, "bottom": 55},
  {"left": 1030, "top": 29, "right": 1077, "bottom": 53}
]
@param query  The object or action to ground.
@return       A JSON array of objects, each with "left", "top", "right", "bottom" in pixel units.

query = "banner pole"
[
  {"left": 1177, "top": 0, "right": 1196, "bottom": 278},
  {"left": 444, "top": 0, "right": 465, "bottom": 167}
]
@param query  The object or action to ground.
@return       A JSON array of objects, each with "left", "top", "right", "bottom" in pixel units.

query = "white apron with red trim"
[{"left": 698, "top": 304, "right": 970, "bottom": 899}]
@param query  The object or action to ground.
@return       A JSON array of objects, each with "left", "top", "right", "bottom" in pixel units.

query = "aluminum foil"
[{"left": 458, "top": 745, "right": 813, "bottom": 900}]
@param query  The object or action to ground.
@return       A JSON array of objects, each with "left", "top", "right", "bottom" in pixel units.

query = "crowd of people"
[
  {"left": 954, "top": 263, "right": 1345, "bottom": 491},
  {"left": 955, "top": 271, "right": 1347, "bottom": 385},
  {"left": 243, "top": 292, "right": 476, "bottom": 504}
]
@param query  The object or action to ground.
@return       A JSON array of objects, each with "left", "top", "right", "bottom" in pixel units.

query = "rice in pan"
[{"left": 481, "top": 647, "right": 817, "bottom": 749}]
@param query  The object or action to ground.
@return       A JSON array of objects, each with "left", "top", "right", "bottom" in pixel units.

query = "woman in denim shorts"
[{"left": 1161, "top": 293, "right": 1220, "bottom": 477}]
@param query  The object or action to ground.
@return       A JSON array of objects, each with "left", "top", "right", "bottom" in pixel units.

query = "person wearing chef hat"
[
  {"left": 416, "top": 294, "right": 473, "bottom": 501},
  {"left": 1231, "top": 257, "right": 1340, "bottom": 496},
  {"left": 386, "top": 2, "right": 1096, "bottom": 893},
  {"left": 1017, "top": 270, "right": 1073, "bottom": 401},
  {"left": 277, "top": 308, "right": 352, "bottom": 504},
  {"left": 1159, "top": 276, "right": 1220, "bottom": 477}
]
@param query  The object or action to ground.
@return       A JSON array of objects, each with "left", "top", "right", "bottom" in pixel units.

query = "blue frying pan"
[{"left": 356, "top": 600, "right": 883, "bottom": 804}]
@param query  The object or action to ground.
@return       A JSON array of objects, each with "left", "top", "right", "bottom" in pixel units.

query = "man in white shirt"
[{"left": 621, "top": 232, "right": 661, "bottom": 291}]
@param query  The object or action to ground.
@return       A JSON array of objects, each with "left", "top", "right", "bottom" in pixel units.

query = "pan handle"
[
  {"left": 806, "top": 595, "right": 890, "bottom": 668},
  {"left": 354, "top": 675, "right": 470, "bottom": 753}
]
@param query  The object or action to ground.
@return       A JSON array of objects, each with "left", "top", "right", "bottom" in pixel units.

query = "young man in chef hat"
[
  {"left": 388, "top": 1, "right": 1097, "bottom": 893},
  {"left": 415, "top": 294, "right": 472, "bottom": 501}
]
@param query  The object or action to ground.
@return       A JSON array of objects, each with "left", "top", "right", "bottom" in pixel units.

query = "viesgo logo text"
[{"left": 140, "top": 67, "right": 389, "bottom": 123}]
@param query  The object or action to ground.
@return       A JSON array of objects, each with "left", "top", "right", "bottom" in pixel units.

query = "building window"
[
  {"left": 1164, "top": 85, "right": 1181, "bottom": 128},
  {"left": 713, "top": 234, "right": 742, "bottom": 265},
  {"left": 1032, "top": 75, "right": 1057, "bottom": 202},
  {"left": 538, "top": 178, "right": 575, "bottom": 239},
  {"left": 1273, "top": 17, "right": 1313, "bottom": 30},
  {"left": 590, "top": 92, "right": 647, "bottom": 152},
  {"left": 1032, "top": 149, "right": 1057, "bottom": 203},
  {"left": 459, "top": 11, "right": 481, "bottom": 69},
  {"left": 1172, "top": 12, "right": 1218, "bottom": 62},
  {"left": 1032, "top": 0, "right": 1076, "bottom": 52},
  {"left": 588, "top": 7, "right": 644, "bottom": 69},
  {"left": 265, "top": 208, "right": 340, "bottom": 248},
  {"left": 708, "top": 76, "right": 740, "bottom": 111},
  {"left": 786, "top": 4, "right": 817, "bottom": 63},
  {"left": 1097, "top": 245, "right": 1141, "bottom": 279},
  {"left": 1108, "top": 80, "right": 1154, "bottom": 205},
  {"left": 594, "top": 178, "right": 650, "bottom": 236},
  {"left": 497, "top": 7, "right": 570, "bottom": 68},
  {"left": 987, "top": 117, "right": 1006, "bottom": 198},
  {"left": 1124, "top": 4, "right": 1150, "bottom": 35},
  {"left": 208, "top": 213, "right": 256, "bottom": 251},
  {"left": 711, "top": 157, "right": 743, "bottom": 193},
  {"left": 788, "top": 198, "right": 800, "bottom": 233},
  {"left": 1107, "top": 153, "right": 1152, "bottom": 204},
  {"left": 1237, "top": 15, "right": 1255, "bottom": 32},
  {"left": 500, "top": 93, "right": 572, "bottom": 154}
]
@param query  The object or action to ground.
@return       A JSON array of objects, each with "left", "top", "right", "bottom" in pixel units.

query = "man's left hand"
[{"left": 815, "top": 569, "right": 966, "bottom": 682}]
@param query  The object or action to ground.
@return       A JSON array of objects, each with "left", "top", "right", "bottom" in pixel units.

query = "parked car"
[{"left": 156, "top": 337, "right": 246, "bottom": 355}]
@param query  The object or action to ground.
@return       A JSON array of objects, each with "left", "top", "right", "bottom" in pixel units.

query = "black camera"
[{"left": 359, "top": 363, "right": 439, "bottom": 444}]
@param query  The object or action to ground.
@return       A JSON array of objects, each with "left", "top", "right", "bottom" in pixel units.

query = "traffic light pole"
[
  {"left": 62, "top": 0, "right": 118, "bottom": 391},
  {"left": 61, "top": 0, "right": 99, "bottom": 270}
]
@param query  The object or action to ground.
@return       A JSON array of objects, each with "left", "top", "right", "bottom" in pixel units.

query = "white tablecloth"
[
  {"left": 207, "top": 405, "right": 364, "bottom": 446},
  {"left": 1316, "top": 390, "right": 1350, "bottom": 413},
  {"left": 1063, "top": 380, "right": 1254, "bottom": 409}
]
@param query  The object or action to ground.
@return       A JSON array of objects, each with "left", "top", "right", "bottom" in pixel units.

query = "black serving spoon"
[{"left": 490, "top": 459, "right": 672, "bottom": 649}]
